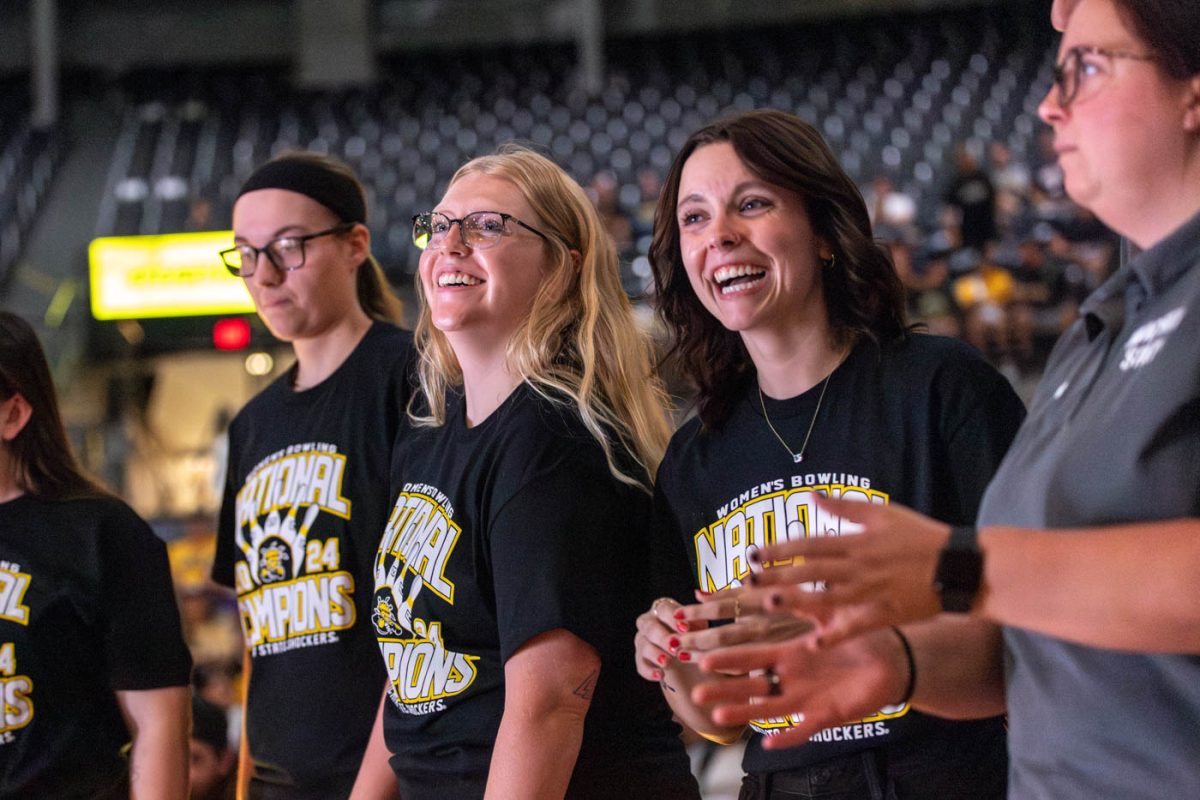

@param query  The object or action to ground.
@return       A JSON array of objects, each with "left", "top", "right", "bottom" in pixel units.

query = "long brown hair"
[
  {"left": 649, "top": 109, "right": 908, "bottom": 428},
  {"left": 0, "top": 312, "right": 107, "bottom": 500}
]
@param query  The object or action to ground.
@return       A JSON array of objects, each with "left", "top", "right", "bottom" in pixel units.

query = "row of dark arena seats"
[
  {"left": 92, "top": 2, "right": 1056, "bottom": 279},
  {"left": 0, "top": 80, "right": 61, "bottom": 289}
]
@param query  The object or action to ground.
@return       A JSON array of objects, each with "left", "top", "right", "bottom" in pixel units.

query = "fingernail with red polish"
[
  {"left": 668, "top": 637, "right": 680, "bottom": 650},
  {"left": 651, "top": 669, "right": 663, "bottom": 680},
  {"left": 674, "top": 610, "right": 686, "bottom": 620},
  {"left": 676, "top": 622, "right": 689, "bottom": 632},
  {"left": 747, "top": 571, "right": 759, "bottom": 586},
  {"left": 657, "top": 653, "right": 669, "bottom": 666},
  {"left": 678, "top": 651, "right": 692, "bottom": 661},
  {"left": 767, "top": 592, "right": 781, "bottom": 608},
  {"left": 748, "top": 549, "right": 762, "bottom": 565}
]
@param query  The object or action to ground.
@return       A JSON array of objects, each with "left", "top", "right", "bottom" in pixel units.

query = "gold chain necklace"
[{"left": 758, "top": 369, "right": 835, "bottom": 464}]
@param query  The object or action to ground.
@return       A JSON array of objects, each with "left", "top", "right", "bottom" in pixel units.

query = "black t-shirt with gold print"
[
  {"left": 0, "top": 493, "right": 191, "bottom": 799},
  {"left": 656, "top": 334, "right": 1024, "bottom": 781},
  {"left": 213, "top": 321, "right": 414, "bottom": 799},
  {"left": 376, "top": 383, "right": 699, "bottom": 800}
]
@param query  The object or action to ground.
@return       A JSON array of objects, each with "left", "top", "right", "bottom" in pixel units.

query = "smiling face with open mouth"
[
  {"left": 418, "top": 172, "right": 553, "bottom": 347},
  {"left": 676, "top": 141, "right": 831, "bottom": 340}
]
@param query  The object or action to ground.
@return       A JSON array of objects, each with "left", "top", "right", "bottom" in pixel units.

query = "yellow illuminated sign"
[{"left": 89, "top": 230, "right": 255, "bottom": 320}]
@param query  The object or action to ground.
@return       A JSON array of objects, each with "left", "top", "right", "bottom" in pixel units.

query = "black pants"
[{"left": 738, "top": 744, "right": 1007, "bottom": 800}]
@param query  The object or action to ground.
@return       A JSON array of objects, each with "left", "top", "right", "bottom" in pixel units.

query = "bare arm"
[
  {"left": 904, "top": 616, "right": 1006, "bottom": 718},
  {"left": 979, "top": 521, "right": 1200, "bottom": 652},
  {"left": 349, "top": 687, "right": 401, "bottom": 800},
  {"left": 742, "top": 497, "right": 1200, "bottom": 653},
  {"left": 115, "top": 685, "right": 190, "bottom": 800},
  {"left": 484, "top": 629, "right": 599, "bottom": 800}
]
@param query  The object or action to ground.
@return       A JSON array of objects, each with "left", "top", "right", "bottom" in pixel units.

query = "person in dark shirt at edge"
[{"left": 0, "top": 311, "right": 192, "bottom": 799}]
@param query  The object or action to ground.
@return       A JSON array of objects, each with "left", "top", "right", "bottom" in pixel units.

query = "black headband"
[{"left": 236, "top": 158, "right": 366, "bottom": 224}]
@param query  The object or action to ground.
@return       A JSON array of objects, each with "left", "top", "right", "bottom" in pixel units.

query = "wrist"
[
  {"left": 889, "top": 626, "right": 916, "bottom": 707},
  {"left": 932, "top": 525, "right": 983, "bottom": 613}
]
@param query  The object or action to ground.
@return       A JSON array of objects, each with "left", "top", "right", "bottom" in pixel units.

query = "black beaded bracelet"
[{"left": 891, "top": 625, "right": 916, "bottom": 706}]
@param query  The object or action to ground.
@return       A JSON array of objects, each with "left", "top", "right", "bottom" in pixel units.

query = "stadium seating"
[
  {"left": 40, "top": 3, "right": 1061, "bottom": 283},
  {"left": 0, "top": 79, "right": 61, "bottom": 289}
]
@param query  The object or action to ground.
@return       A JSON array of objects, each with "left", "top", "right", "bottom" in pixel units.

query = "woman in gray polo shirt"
[{"left": 683, "top": 1, "right": 1200, "bottom": 798}]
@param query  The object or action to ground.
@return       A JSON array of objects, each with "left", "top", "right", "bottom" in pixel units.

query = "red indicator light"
[{"left": 213, "top": 318, "right": 251, "bottom": 351}]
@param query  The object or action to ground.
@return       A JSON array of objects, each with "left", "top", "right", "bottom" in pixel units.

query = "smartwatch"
[{"left": 932, "top": 525, "right": 982, "bottom": 613}]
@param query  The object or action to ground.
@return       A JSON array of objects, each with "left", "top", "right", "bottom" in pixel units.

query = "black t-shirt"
[
  {"left": 655, "top": 334, "right": 1025, "bottom": 776},
  {"left": 375, "top": 383, "right": 699, "bottom": 800},
  {"left": 0, "top": 493, "right": 192, "bottom": 799},
  {"left": 945, "top": 170, "right": 998, "bottom": 249},
  {"left": 212, "top": 322, "right": 414, "bottom": 799}
]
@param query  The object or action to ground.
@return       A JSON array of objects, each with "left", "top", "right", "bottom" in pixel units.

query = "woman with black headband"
[
  {"left": 211, "top": 151, "right": 414, "bottom": 799},
  {"left": 0, "top": 311, "right": 192, "bottom": 798}
]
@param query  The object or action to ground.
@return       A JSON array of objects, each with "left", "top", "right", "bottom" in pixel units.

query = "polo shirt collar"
[
  {"left": 1130, "top": 207, "right": 1200, "bottom": 299},
  {"left": 1080, "top": 208, "right": 1200, "bottom": 341}
]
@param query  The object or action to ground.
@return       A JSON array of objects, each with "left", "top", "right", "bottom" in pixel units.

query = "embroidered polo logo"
[{"left": 1119, "top": 306, "right": 1185, "bottom": 371}]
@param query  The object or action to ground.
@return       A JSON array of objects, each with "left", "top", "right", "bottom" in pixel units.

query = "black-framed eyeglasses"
[
  {"left": 1051, "top": 45, "right": 1156, "bottom": 109},
  {"left": 411, "top": 211, "right": 551, "bottom": 251},
  {"left": 220, "top": 222, "right": 356, "bottom": 277}
]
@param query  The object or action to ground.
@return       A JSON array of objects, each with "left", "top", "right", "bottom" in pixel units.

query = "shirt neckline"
[
  {"left": 274, "top": 321, "right": 385, "bottom": 404},
  {"left": 750, "top": 341, "right": 861, "bottom": 421}
]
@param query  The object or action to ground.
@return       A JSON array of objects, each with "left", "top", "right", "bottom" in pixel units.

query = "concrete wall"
[
  {"left": 0, "top": 0, "right": 1000, "bottom": 77},
  {"left": 0, "top": 0, "right": 291, "bottom": 77}
]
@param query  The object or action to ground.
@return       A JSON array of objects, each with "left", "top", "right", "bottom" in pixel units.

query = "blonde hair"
[{"left": 412, "top": 145, "right": 672, "bottom": 490}]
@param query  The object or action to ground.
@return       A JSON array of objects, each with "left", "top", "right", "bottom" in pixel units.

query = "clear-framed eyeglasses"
[
  {"left": 219, "top": 222, "right": 355, "bottom": 277},
  {"left": 411, "top": 211, "right": 551, "bottom": 251},
  {"left": 1051, "top": 45, "right": 1156, "bottom": 109}
]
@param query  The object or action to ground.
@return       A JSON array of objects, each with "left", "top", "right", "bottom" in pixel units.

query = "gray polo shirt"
[{"left": 977, "top": 209, "right": 1200, "bottom": 799}]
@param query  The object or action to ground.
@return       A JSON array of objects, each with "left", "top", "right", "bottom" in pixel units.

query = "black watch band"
[{"left": 932, "top": 525, "right": 982, "bottom": 613}]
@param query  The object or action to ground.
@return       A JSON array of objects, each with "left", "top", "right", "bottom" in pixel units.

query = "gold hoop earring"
[{"left": 823, "top": 253, "right": 837, "bottom": 269}]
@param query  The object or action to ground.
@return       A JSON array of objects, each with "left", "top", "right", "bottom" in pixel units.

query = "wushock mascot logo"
[
  {"left": 373, "top": 484, "right": 478, "bottom": 716},
  {"left": 232, "top": 443, "right": 357, "bottom": 657}
]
